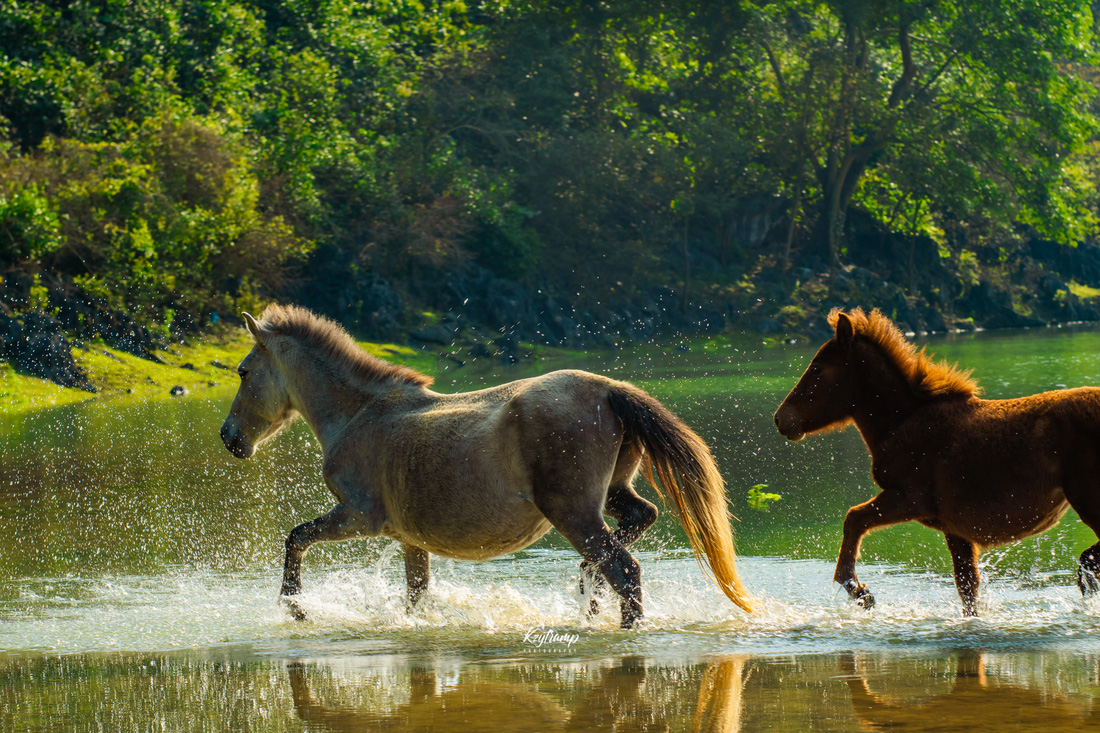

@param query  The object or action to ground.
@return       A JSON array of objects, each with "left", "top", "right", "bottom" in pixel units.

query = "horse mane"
[
  {"left": 256, "top": 304, "right": 434, "bottom": 388},
  {"left": 829, "top": 307, "right": 980, "bottom": 399}
]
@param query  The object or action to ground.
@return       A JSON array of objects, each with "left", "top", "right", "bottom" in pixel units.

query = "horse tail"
[{"left": 607, "top": 384, "right": 754, "bottom": 613}]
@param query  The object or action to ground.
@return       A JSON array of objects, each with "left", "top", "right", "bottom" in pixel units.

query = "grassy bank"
[{"left": 1, "top": 327, "right": 439, "bottom": 416}]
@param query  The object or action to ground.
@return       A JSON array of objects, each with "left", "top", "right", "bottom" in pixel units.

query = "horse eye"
[{"left": 810, "top": 364, "right": 822, "bottom": 376}]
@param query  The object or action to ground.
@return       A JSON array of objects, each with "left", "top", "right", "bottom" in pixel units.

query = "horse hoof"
[
  {"left": 280, "top": 595, "right": 308, "bottom": 622},
  {"left": 854, "top": 589, "right": 875, "bottom": 611}
]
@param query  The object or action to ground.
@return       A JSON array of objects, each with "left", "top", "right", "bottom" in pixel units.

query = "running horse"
[
  {"left": 220, "top": 304, "right": 754, "bottom": 628},
  {"left": 774, "top": 307, "right": 1100, "bottom": 615}
]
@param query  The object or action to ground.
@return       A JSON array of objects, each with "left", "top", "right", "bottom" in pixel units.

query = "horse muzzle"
[
  {"left": 220, "top": 420, "right": 256, "bottom": 459},
  {"left": 773, "top": 408, "right": 805, "bottom": 442}
]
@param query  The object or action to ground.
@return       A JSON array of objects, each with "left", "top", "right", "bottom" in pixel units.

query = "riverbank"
[{"left": 0, "top": 327, "right": 438, "bottom": 416}]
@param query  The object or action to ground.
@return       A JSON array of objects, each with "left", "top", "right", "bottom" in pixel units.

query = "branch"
[
  {"left": 887, "top": 21, "right": 916, "bottom": 108},
  {"left": 908, "top": 49, "right": 961, "bottom": 110},
  {"left": 761, "top": 39, "right": 786, "bottom": 95}
]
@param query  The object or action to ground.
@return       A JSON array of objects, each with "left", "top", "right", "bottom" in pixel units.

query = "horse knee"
[
  {"left": 286, "top": 523, "right": 314, "bottom": 557},
  {"left": 633, "top": 500, "right": 658, "bottom": 532},
  {"left": 606, "top": 487, "right": 658, "bottom": 545}
]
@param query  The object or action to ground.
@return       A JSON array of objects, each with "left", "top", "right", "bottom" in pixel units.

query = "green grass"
[
  {"left": 0, "top": 327, "right": 441, "bottom": 417},
  {"left": 1069, "top": 281, "right": 1100, "bottom": 300}
]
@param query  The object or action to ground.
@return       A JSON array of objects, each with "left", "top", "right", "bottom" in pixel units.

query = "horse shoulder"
[{"left": 318, "top": 415, "right": 396, "bottom": 534}]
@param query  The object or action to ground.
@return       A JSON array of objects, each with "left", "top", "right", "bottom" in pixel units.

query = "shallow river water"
[{"left": 5, "top": 325, "right": 1100, "bottom": 731}]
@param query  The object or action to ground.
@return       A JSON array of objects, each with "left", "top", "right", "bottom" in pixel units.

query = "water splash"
[{"left": 6, "top": 551, "right": 1100, "bottom": 659}]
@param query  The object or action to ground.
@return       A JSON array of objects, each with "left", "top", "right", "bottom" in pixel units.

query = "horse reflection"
[
  {"left": 841, "top": 652, "right": 1100, "bottom": 731},
  {"left": 287, "top": 656, "right": 747, "bottom": 732}
]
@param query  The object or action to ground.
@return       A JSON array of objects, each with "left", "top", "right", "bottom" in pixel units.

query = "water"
[{"left": 5, "top": 325, "right": 1100, "bottom": 731}]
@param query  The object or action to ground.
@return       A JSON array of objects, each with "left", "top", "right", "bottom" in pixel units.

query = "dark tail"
[{"left": 608, "top": 385, "right": 754, "bottom": 613}]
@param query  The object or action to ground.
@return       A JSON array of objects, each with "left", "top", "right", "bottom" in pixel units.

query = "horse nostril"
[{"left": 773, "top": 413, "right": 780, "bottom": 426}]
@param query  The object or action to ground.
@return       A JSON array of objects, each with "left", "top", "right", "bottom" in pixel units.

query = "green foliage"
[
  {"left": 26, "top": 274, "right": 50, "bottom": 313},
  {"left": 0, "top": 182, "right": 61, "bottom": 262},
  {"left": 747, "top": 484, "right": 782, "bottom": 512},
  {"left": 1, "top": 0, "right": 1099, "bottom": 335}
]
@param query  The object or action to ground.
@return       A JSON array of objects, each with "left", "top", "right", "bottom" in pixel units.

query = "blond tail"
[{"left": 608, "top": 385, "right": 754, "bottom": 613}]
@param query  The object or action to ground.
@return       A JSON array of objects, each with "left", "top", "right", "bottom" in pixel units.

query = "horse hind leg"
[
  {"left": 1061, "top": 483, "right": 1100, "bottom": 596},
  {"left": 581, "top": 482, "right": 657, "bottom": 617},
  {"left": 579, "top": 527, "right": 643, "bottom": 629},
  {"left": 404, "top": 544, "right": 430, "bottom": 608},
  {"left": 945, "top": 533, "right": 980, "bottom": 617},
  {"left": 539, "top": 494, "right": 643, "bottom": 629},
  {"left": 1078, "top": 545, "right": 1100, "bottom": 596}
]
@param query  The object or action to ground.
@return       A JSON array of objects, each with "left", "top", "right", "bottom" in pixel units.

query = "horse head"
[
  {"left": 220, "top": 312, "right": 297, "bottom": 459},
  {"left": 773, "top": 311, "right": 858, "bottom": 441}
]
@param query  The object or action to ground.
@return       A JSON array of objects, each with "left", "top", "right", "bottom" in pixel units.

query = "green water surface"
[{"left": 4, "top": 324, "right": 1100, "bottom": 731}]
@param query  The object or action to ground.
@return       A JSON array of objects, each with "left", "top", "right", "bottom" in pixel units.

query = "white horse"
[{"left": 220, "top": 304, "right": 753, "bottom": 627}]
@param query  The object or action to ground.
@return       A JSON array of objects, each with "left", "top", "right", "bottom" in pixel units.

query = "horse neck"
[
  {"left": 279, "top": 349, "right": 409, "bottom": 450},
  {"left": 848, "top": 341, "right": 919, "bottom": 449}
]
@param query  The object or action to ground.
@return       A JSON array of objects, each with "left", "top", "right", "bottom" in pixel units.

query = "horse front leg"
[
  {"left": 282, "top": 503, "right": 373, "bottom": 619},
  {"left": 403, "top": 543, "right": 430, "bottom": 608},
  {"left": 945, "top": 533, "right": 980, "bottom": 616},
  {"left": 834, "top": 492, "right": 922, "bottom": 610}
]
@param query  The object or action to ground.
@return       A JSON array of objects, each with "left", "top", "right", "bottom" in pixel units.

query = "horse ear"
[
  {"left": 242, "top": 312, "right": 264, "bottom": 343},
  {"left": 835, "top": 312, "right": 855, "bottom": 346}
]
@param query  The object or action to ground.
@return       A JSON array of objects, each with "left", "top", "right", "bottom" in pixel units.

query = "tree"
[{"left": 751, "top": 0, "right": 1097, "bottom": 265}]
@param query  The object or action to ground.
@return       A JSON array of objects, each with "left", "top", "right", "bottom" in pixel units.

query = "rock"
[
  {"left": 980, "top": 308, "right": 1044, "bottom": 330},
  {"left": 1, "top": 311, "right": 92, "bottom": 390},
  {"left": 922, "top": 306, "right": 950, "bottom": 333},
  {"left": 169, "top": 385, "right": 189, "bottom": 397},
  {"left": 756, "top": 317, "right": 783, "bottom": 335},
  {"left": 467, "top": 342, "right": 493, "bottom": 359},
  {"left": 493, "top": 335, "right": 520, "bottom": 364},
  {"left": 410, "top": 324, "right": 456, "bottom": 345}
]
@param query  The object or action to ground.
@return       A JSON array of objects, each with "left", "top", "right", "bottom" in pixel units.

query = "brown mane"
[
  {"left": 256, "top": 303, "right": 434, "bottom": 388},
  {"left": 829, "top": 307, "right": 980, "bottom": 398}
]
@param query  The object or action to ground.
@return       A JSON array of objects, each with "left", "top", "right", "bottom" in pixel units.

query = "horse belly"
[
  {"left": 936, "top": 487, "right": 1070, "bottom": 547},
  {"left": 397, "top": 495, "right": 553, "bottom": 561},
  {"left": 386, "top": 443, "right": 554, "bottom": 561}
]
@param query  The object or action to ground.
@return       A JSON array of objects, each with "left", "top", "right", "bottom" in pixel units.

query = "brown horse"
[
  {"left": 774, "top": 307, "right": 1100, "bottom": 616},
  {"left": 220, "top": 304, "right": 753, "bottom": 628}
]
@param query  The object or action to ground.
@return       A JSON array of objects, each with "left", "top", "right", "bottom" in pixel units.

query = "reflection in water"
[
  {"left": 287, "top": 655, "right": 741, "bottom": 732},
  {"left": 5, "top": 648, "right": 1100, "bottom": 731},
  {"left": 693, "top": 657, "right": 747, "bottom": 733},
  {"left": 840, "top": 652, "right": 1100, "bottom": 731}
]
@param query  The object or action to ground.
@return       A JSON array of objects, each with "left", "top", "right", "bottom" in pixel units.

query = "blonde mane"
[
  {"left": 256, "top": 304, "right": 433, "bottom": 388},
  {"left": 829, "top": 307, "right": 979, "bottom": 398}
]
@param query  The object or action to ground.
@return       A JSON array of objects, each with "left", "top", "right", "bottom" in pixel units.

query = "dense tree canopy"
[{"left": 1, "top": 0, "right": 1098, "bottom": 341}]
